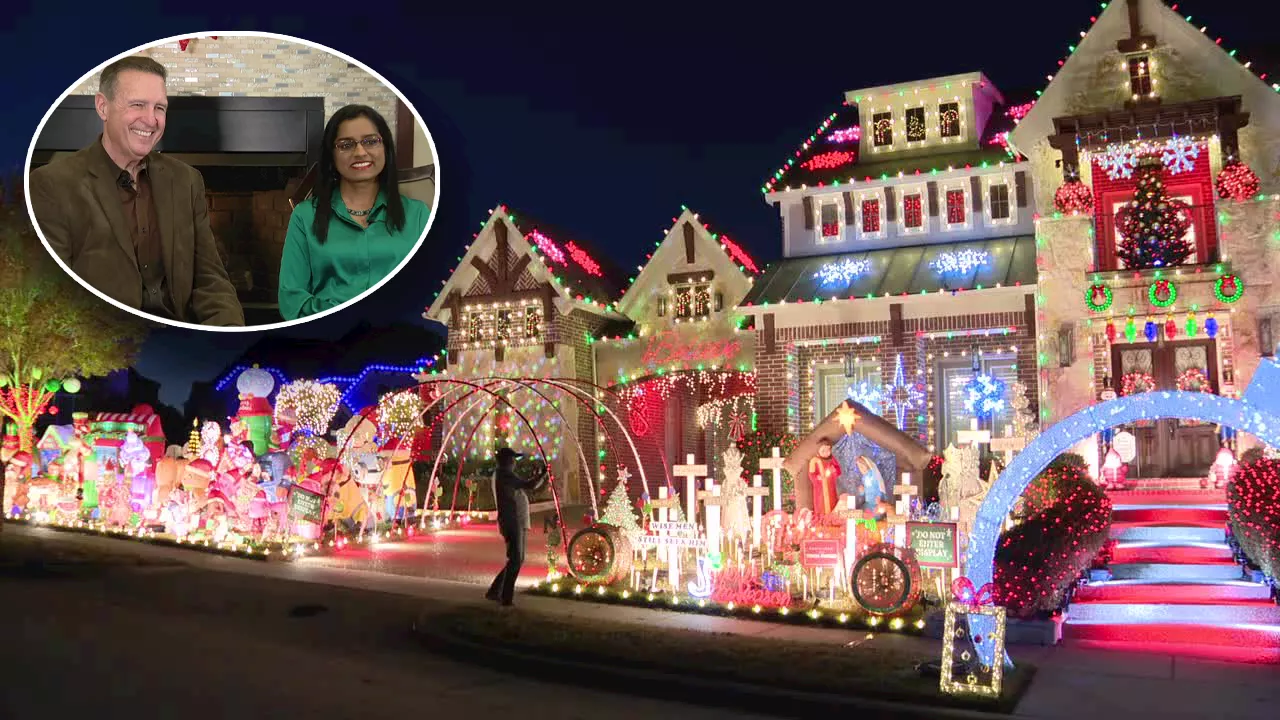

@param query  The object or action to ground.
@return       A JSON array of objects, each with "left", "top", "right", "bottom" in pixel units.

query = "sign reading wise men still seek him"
[{"left": 905, "top": 521, "right": 959, "bottom": 568}]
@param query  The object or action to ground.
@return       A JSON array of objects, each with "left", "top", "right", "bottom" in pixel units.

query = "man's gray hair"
[{"left": 99, "top": 56, "right": 168, "bottom": 100}]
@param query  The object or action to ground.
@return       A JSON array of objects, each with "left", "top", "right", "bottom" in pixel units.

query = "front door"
[{"left": 1112, "top": 339, "right": 1220, "bottom": 478}]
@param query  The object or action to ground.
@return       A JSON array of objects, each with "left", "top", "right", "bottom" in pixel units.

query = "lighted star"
[{"left": 835, "top": 402, "right": 861, "bottom": 435}]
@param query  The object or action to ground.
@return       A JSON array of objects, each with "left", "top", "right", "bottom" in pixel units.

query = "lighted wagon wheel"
[
  {"left": 851, "top": 543, "right": 923, "bottom": 616},
  {"left": 566, "top": 524, "right": 633, "bottom": 584}
]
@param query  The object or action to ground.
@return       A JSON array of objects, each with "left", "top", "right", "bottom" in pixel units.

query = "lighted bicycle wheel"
[
  {"left": 566, "top": 524, "right": 632, "bottom": 584},
  {"left": 851, "top": 543, "right": 922, "bottom": 616}
]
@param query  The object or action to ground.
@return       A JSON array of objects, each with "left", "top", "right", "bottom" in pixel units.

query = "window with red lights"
[
  {"left": 819, "top": 202, "right": 841, "bottom": 241},
  {"left": 1128, "top": 56, "right": 1152, "bottom": 98},
  {"left": 861, "top": 199, "right": 881, "bottom": 233},
  {"left": 903, "top": 194, "right": 923, "bottom": 229},
  {"left": 945, "top": 189, "right": 966, "bottom": 224}
]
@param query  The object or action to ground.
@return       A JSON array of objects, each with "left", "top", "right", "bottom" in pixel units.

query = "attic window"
[
  {"left": 466, "top": 312, "right": 483, "bottom": 342},
  {"left": 1128, "top": 55, "right": 1153, "bottom": 99},
  {"left": 861, "top": 199, "right": 881, "bottom": 234},
  {"left": 819, "top": 201, "right": 842, "bottom": 243},
  {"left": 524, "top": 306, "right": 542, "bottom": 338},
  {"left": 903, "top": 194, "right": 924, "bottom": 229},
  {"left": 872, "top": 112, "right": 893, "bottom": 147},
  {"left": 988, "top": 184, "right": 1010, "bottom": 220},
  {"left": 945, "top": 189, "right": 966, "bottom": 225},
  {"left": 674, "top": 283, "right": 713, "bottom": 320},
  {"left": 496, "top": 309, "right": 515, "bottom": 339},
  {"left": 939, "top": 102, "right": 960, "bottom": 138},
  {"left": 905, "top": 107, "right": 926, "bottom": 142}
]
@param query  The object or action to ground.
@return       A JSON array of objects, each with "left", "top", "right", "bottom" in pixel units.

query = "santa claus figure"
[{"left": 807, "top": 438, "right": 841, "bottom": 517}]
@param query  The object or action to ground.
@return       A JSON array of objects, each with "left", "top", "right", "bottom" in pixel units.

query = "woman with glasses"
[{"left": 278, "top": 104, "right": 430, "bottom": 320}]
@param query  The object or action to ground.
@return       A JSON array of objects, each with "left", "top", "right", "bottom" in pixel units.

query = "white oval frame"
[{"left": 22, "top": 30, "right": 441, "bottom": 333}]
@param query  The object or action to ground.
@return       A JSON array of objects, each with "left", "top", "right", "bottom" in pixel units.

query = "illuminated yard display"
[
  {"left": 965, "top": 358, "right": 1280, "bottom": 670},
  {"left": 814, "top": 257, "right": 873, "bottom": 286}
]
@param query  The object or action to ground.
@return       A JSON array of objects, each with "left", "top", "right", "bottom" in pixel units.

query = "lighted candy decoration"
[
  {"left": 965, "top": 357, "right": 1280, "bottom": 670},
  {"left": 235, "top": 365, "right": 277, "bottom": 399}
]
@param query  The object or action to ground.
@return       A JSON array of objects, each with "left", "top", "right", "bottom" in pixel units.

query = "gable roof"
[
  {"left": 760, "top": 92, "right": 1034, "bottom": 197},
  {"left": 614, "top": 206, "right": 760, "bottom": 315},
  {"left": 424, "top": 204, "right": 627, "bottom": 323},
  {"left": 739, "top": 234, "right": 1036, "bottom": 307},
  {"left": 1008, "top": 0, "right": 1280, "bottom": 156}
]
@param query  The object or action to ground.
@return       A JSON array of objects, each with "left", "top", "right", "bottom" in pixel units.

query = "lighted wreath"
[
  {"left": 1216, "top": 160, "right": 1260, "bottom": 202},
  {"left": 1120, "top": 371, "right": 1156, "bottom": 396},
  {"left": 1053, "top": 179, "right": 1095, "bottom": 215},
  {"left": 1085, "top": 283, "right": 1112, "bottom": 312},
  {"left": 1175, "top": 367, "right": 1212, "bottom": 394},
  {"left": 1147, "top": 279, "right": 1177, "bottom": 308},
  {"left": 1214, "top": 274, "right": 1244, "bottom": 304}
]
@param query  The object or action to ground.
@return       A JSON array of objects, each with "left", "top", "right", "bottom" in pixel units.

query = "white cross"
[
  {"left": 696, "top": 479, "right": 728, "bottom": 555},
  {"left": 758, "top": 447, "right": 786, "bottom": 512},
  {"left": 956, "top": 417, "right": 991, "bottom": 447},
  {"left": 648, "top": 487, "right": 682, "bottom": 581},
  {"left": 673, "top": 453, "right": 707, "bottom": 526},
  {"left": 746, "top": 474, "right": 770, "bottom": 544}
]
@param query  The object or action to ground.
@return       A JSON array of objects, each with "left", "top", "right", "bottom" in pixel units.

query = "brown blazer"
[{"left": 27, "top": 141, "right": 245, "bottom": 327}]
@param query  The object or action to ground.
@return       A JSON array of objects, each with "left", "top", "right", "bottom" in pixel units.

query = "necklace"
[{"left": 349, "top": 208, "right": 372, "bottom": 217}]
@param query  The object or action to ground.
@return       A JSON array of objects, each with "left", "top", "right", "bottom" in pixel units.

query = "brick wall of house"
[
  {"left": 754, "top": 308, "right": 1036, "bottom": 453},
  {"left": 71, "top": 36, "right": 399, "bottom": 138}
]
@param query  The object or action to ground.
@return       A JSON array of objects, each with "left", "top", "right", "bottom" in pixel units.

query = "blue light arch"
[{"left": 966, "top": 358, "right": 1280, "bottom": 669}]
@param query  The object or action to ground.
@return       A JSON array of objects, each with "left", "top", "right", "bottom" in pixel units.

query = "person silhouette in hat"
[{"left": 485, "top": 447, "right": 547, "bottom": 606}]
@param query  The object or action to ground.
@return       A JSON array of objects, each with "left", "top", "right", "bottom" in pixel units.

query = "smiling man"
[{"left": 28, "top": 55, "right": 244, "bottom": 327}]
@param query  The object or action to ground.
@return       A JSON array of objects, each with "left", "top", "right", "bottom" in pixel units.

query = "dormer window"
[
  {"left": 1127, "top": 55, "right": 1153, "bottom": 98},
  {"left": 818, "top": 200, "right": 842, "bottom": 243},
  {"left": 674, "top": 283, "right": 713, "bottom": 320},
  {"left": 496, "top": 309, "right": 515, "bottom": 339},
  {"left": 903, "top": 194, "right": 924, "bottom": 230},
  {"left": 872, "top": 112, "right": 893, "bottom": 147},
  {"left": 466, "top": 312, "right": 483, "bottom": 342},
  {"left": 860, "top": 198, "right": 881, "bottom": 234},
  {"left": 939, "top": 102, "right": 960, "bottom": 138},
  {"left": 945, "top": 188, "right": 967, "bottom": 226},
  {"left": 523, "top": 306, "right": 542, "bottom": 338},
  {"left": 988, "top": 184, "right": 1010, "bottom": 220},
  {"left": 905, "top": 107, "right": 927, "bottom": 143}
]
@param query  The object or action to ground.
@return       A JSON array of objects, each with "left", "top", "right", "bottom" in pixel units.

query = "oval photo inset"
[{"left": 24, "top": 31, "right": 439, "bottom": 331}]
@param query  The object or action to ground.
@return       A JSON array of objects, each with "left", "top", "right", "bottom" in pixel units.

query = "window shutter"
[
  {"left": 884, "top": 187, "right": 897, "bottom": 222},
  {"left": 926, "top": 181, "right": 939, "bottom": 216},
  {"left": 803, "top": 196, "right": 815, "bottom": 229},
  {"left": 842, "top": 192, "right": 856, "bottom": 225},
  {"left": 657, "top": 298, "right": 666, "bottom": 317},
  {"left": 1015, "top": 171, "right": 1028, "bottom": 207},
  {"left": 970, "top": 176, "right": 983, "bottom": 213},
  {"left": 715, "top": 292, "right": 724, "bottom": 312}
]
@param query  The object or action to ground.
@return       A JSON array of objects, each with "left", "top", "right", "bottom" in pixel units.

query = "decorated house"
[
  {"left": 1009, "top": 0, "right": 1280, "bottom": 477},
  {"left": 743, "top": 72, "right": 1041, "bottom": 486}
]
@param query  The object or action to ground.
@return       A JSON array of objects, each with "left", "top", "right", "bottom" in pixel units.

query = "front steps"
[{"left": 1064, "top": 493, "right": 1279, "bottom": 663}]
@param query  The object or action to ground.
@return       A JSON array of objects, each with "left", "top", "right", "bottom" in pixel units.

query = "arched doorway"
[{"left": 965, "top": 358, "right": 1280, "bottom": 669}]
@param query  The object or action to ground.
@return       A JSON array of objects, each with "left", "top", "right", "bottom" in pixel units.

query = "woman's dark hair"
[{"left": 311, "top": 104, "right": 406, "bottom": 244}]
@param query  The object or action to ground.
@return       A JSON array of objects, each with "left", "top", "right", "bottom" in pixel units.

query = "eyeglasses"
[{"left": 334, "top": 136, "right": 383, "bottom": 153}]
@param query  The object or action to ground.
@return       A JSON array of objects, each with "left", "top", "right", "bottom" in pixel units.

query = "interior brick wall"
[
  {"left": 70, "top": 36, "right": 398, "bottom": 138},
  {"left": 205, "top": 190, "right": 290, "bottom": 300}
]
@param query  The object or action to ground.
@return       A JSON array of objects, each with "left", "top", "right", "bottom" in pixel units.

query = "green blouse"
[{"left": 278, "top": 190, "right": 430, "bottom": 320}]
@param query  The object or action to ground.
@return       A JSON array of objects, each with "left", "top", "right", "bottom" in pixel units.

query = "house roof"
[
  {"left": 499, "top": 206, "right": 627, "bottom": 308},
  {"left": 739, "top": 234, "right": 1037, "bottom": 307},
  {"left": 760, "top": 93, "right": 1034, "bottom": 196}
]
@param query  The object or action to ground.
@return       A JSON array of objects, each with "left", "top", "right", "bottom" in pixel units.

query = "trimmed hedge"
[
  {"left": 994, "top": 454, "right": 1112, "bottom": 619},
  {"left": 1227, "top": 457, "right": 1280, "bottom": 582}
]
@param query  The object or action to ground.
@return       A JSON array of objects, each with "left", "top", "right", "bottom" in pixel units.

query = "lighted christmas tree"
[
  {"left": 599, "top": 468, "right": 642, "bottom": 536},
  {"left": 1114, "top": 156, "right": 1193, "bottom": 270}
]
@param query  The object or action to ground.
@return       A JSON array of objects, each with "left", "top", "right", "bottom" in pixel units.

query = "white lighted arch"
[{"left": 967, "top": 358, "right": 1280, "bottom": 670}]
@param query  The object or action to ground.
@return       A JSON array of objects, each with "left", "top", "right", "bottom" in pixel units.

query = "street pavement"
[{"left": 5, "top": 522, "right": 1280, "bottom": 719}]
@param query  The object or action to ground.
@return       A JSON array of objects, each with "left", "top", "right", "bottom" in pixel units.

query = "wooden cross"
[
  {"left": 758, "top": 447, "right": 786, "bottom": 512},
  {"left": 746, "top": 474, "right": 771, "bottom": 544},
  {"left": 673, "top": 453, "right": 707, "bottom": 525},
  {"left": 696, "top": 479, "right": 729, "bottom": 556}
]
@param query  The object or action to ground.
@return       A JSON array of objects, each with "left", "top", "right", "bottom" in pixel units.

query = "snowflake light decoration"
[
  {"left": 846, "top": 380, "right": 886, "bottom": 414},
  {"left": 1095, "top": 145, "right": 1137, "bottom": 180},
  {"left": 814, "top": 257, "right": 873, "bottom": 286},
  {"left": 1161, "top": 137, "right": 1200, "bottom": 175},
  {"left": 527, "top": 230, "right": 566, "bottom": 266},
  {"left": 963, "top": 373, "right": 1007, "bottom": 420},
  {"left": 826, "top": 126, "right": 861, "bottom": 143},
  {"left": 888, "top": 354, "right": 924, "bottom": 431},
  {"left": 930, "top": 249, "right": 990, "bottom": 275}
]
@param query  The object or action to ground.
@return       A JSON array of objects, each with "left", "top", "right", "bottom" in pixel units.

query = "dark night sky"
[{"left": 0, "top": 3, "right": 1273, "bottom": 407}]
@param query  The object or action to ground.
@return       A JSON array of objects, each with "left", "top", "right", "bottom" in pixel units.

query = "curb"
[{"left": 411, "top": 620, "right": 1016, "bottom": 719}]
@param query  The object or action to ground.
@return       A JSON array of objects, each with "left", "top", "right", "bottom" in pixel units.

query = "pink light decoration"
[
  {"left": 826, "top": 126, "right": 861, "bottom": 143},
  {"left": 719, "top": 236, "right": 760, "bottom": 274},
  {"left": 565, "top": 241, "right": 603, "bottom": 277},
  {"left": 710, "top": 566, "right": 792, "bottom": 609},
  {"left": 527, "top": 230, "right": 566, "bottom": 265},
  {"left": 641, "top": 334, "right": 742, "bottom": 368},
  {"left": 801, "top": 151, "right": 857, "bottom": 171},
  {"left": 1005, "top": 102, "right": 1035, "bottom": 122}
]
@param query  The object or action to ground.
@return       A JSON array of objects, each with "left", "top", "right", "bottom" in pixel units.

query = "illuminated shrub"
[
  {"left": 1227, "top": 457, "right": 1280, "bottom": 582},
  {"left": 994, "top": 455, "right": 1112, "bottom": 619}
]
